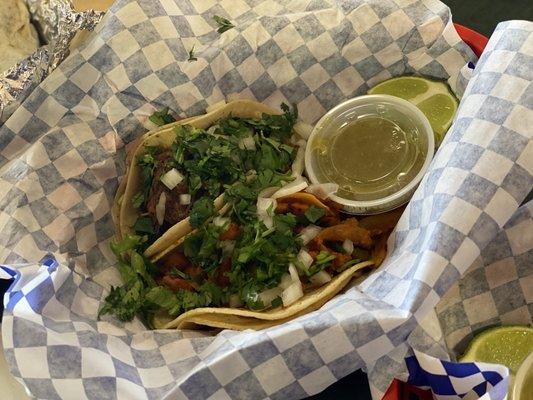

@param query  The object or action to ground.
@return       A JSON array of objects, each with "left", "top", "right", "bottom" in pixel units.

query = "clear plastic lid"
[{"left": 305, "top": 95, "right": 434, "bottom": 215}]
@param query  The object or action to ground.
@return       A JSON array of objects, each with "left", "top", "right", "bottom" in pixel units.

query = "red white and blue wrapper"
[{"left": 0, "top": 1, "right": 531, "bottom": 399}]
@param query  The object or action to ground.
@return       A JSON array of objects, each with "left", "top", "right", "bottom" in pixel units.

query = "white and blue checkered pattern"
[
  {"left": 0, "top": 1, "right": 531, "bottom": 399},
  {"left": 406, "top": 350, "right": 509, "bottom": 400}
]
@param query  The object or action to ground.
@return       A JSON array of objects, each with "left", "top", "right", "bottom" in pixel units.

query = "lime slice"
[
  {"left": 459, "top": 325, "right": 533, "bottom": 375},
  {"left": 368, "top": 76, "right": 458, "bottom": 144}
]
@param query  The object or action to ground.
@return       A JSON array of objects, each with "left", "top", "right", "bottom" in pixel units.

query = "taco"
[
  {"left": 116, "top": 100, "right": 304, "bottom": 258},
  {"left": 102, "top": 169, "right": 400, "bottom": 330}
]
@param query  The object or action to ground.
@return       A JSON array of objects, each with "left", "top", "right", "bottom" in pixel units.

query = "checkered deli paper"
[{"left": 0, "top": 0, "right": 531, "bottom": 398}]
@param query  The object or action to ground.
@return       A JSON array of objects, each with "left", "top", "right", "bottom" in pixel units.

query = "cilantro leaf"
[
  {"left": 149, "top": 107, "right": 175, "bottom": 126},
  {"left": 110, "top": 235, "right": 143, "bottom": 259},
  {"left": 308, "top": 251, "right": 336, "bottom": 275},
  {"left": 316, "top": 251, "right": 335, "bottom": 265},
  {"left": 188, "top": 45, "right": 197, "bottom": 62},
  {"left": 145, "top": 286, "right": 179, "bottom": 310},
  {"left": 98, "top": 280, "right": 145, "bottom": 322},
  {"left": 304, "top": 206, "right": 326, "bottom": 223},
  {"left": 274, "top": 213, "right": 297, "bottom": 235},
  {"left": 213, "top": 15, "right": 234, "bottom": 34},
  {"left": 190, "top": 197, "right": 215, "bottom": 228},
  {"left": 271, "top": 296, "right": 282, "bottom": 308},
  {"left": 199, "top": 282, "right": 227, "bottom": 305},
  {"left": 130, "top": 251, "right": 157, "bottom": 287},
  {"left": 131, "top": 192, "right": 144, "bottom": 209},
  {"left": 134, "top": 217, "right": 155, "bottom": 235}
]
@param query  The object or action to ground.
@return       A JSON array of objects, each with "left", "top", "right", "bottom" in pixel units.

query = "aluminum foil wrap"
[{"left": 0, "top": 0, "right": 104, "bottom": 123}]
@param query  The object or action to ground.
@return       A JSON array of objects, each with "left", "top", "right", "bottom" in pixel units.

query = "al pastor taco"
[{"left": 102, "top": 176, "right": 400, "bottom": 330}]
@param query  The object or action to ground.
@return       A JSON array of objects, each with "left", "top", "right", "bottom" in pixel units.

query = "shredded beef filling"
[{"left": 145, "top": 152, "right": 191, "bottom": 228}]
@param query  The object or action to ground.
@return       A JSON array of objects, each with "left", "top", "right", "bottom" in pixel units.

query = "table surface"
[{"left": 2, "top": 1, "right": 532, "bottom": 399}]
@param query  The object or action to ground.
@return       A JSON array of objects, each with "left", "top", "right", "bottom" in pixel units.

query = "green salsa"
[{"left": 311, "top": 115, "right": 426, "bottom": 201}]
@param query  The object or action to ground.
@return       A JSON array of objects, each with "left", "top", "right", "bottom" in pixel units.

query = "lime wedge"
[
  {"left": 368, "top": 76, "right": 459, "bottom": 144},
  {"left": 459, "top": 326, "right": 533, "bottom": 375}
]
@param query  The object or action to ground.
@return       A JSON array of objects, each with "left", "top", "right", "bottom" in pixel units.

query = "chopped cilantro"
[
  {"left": 274, "top": 213, "right": 297, "bottom": 235},
  {"left": 271, "top": 296, "right": 283, "bottom": 308},
  {"left": 134, "top": 217, "right": 155, "bottom": 235},
  {"left": 98, "top": 282, "right": 145, "bottom": 322},
  {"left": 189, "top": 197, "right": 215, "bottom": 228},
  {"left": 131, "top": 192, "right": 144, "bottom": 209},
  {"left": 149, "top": 107, "right": 175, "bottom": 126},
  {"left": 213, "top": 15, "right": 234, "bottom": 34},
  {"left": 145, "top": 286, "right": 179, "bottom": 310},
  {"left": 304, "top": 206, "right": 326, "bottom": 223},
  {"left": 110, "top": 235, "right": 143, "bottom": 259},
  {"left": 308, "top": 251, "right": 336, "bottom": 275}
]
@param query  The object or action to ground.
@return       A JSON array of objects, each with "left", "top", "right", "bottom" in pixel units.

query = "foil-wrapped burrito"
[{"left": 0, "top": 0, "right": 106, "bottom": 123}]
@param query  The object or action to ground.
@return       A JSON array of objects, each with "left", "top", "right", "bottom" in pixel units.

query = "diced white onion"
[
  {"left": 297, "top": 249, "right": 313, "bottom": 271},
  {"left": 229, "top": 294, "right": 243, "bottom": 308},
  {"left": 342, "top": 239, "right": 354, "bottom": 254},
  {"left": 179, "top": 194, "right": 191, "bottom": 205},
  {"left": 245, "top": 169, "right": 257, "bottom": 183},
  {"left": 259, "top": 186, "right": 279, "bottom": 199},
  {"left": 309, "top": 270, "right": 332, "bottom": 285},
  {"left": 213, "top": 216, "right": 229, "bottom": 227},
  {"left": 257, "top": 197, "right": 277, "bottom": 229},
  {"left": 291, "top": 144, "right": 305, "bottom": 177},
  {"left": 238, "top": 136, "right": 256, "bottom": 151},
  {"left": 206, "top": 125, "right": 219, "bottom": 135},
  {"left": 288, "top": 263, "right": 300, "bottom": 282},
  {"left": 305, "top": 183, "right": 339, "bottom": 200},
  {"left": 206, "top": 100, "right": 226, "bottom": 113},
  {"left": 257, "top": 197, "right": 276, "bottom": 215},
  {"left": 271, "top": 176, "right": 309, "bottom": 199},
  {"left": 155, "top": 192, "right": 166, "bottom": 226},
  {"left": 279, "top": 273, "right": 293, "bottom": 290},
  {"left": 262, "top": 216, "right": 273, "bottom": 230},
  {"left": 298, "top": 225, "right": 322, "bottom": 245},
  {"left": 282, "top": 281, "right": 304, "bottom": 307},
  {"left": 221, "top": 240, "right": 236, "bottom": 255},
  {"left": 294, "top": 121, "right": 313, "bottom": 139},
  {"left": 258, "top": 287, "right": 283, "bottom": 307},
  {"left": 160, "top": 168, "right": 184, "bottom": 190}
]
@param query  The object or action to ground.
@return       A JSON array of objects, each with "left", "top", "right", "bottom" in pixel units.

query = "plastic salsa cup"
[{"left": 305, "top": 94, "right": 435, "bottom": 215}]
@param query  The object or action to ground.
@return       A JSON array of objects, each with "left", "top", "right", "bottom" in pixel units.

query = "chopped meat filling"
[{"left": 145, "top": 152, "right": 190, "bottom": 227}]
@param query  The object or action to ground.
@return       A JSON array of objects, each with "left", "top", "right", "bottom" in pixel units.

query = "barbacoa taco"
[
  {"left": 101, "top": 173, "right": 401, "bottom": 330},
  {"left": 116, "top": 100, "right": 306, "bottom": 258}
]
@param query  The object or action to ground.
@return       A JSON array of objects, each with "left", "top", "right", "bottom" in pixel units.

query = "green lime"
[
  {"left": 459, "top": 325, "right": 533, "bottom": 375},
  {"left": 368, "top": 76, "right": 459, "bottom": 144}
]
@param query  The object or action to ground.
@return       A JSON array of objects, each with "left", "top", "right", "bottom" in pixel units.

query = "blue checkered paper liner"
[
  {"left": 0, "top": 0, "right": 531, "bottom": 398},
  {"left": 365, "top": 20, "right": 533, "bottom": 399}
]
